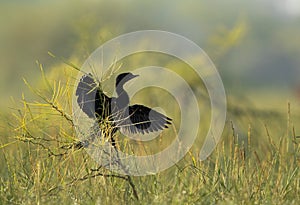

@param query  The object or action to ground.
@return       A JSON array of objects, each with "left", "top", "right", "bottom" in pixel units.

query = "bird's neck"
[
  {"left": 116, "top": 83, "right": 129, "bottom": 107},
  {"left": 116, "top": 83, "right": 125, "bottom": 96}
]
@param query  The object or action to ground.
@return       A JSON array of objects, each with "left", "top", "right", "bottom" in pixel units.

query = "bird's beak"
[{"left": 132, "top": 74, "right": 139, "bottom": 78}]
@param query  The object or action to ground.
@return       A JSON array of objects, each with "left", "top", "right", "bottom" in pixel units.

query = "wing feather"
[
  {"left": 118, "top": 104, "right": 172, "bottom": 135},
  {"left": 76, "top": 74, "right": 111, "bottom": 119}
]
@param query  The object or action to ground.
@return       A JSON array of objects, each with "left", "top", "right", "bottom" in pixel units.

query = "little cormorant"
[{"left": 76, "top": 72, "right": 172, "bottom": 146}]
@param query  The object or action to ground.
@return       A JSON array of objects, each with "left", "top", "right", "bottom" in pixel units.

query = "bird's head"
[{"left": 116, "top": 72, "right": 139, "bottom": 86}]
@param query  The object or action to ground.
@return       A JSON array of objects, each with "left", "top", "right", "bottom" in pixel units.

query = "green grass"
[{"left": 0, "top": 65, "right": 299, "bottom": 205}]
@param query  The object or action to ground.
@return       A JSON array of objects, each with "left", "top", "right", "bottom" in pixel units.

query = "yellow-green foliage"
[
  {"left": 0, "top": 59, "right": 299, "bottom": 204},
  {"left": 0, "top": 22, "right": 299, "bottom": 205}
]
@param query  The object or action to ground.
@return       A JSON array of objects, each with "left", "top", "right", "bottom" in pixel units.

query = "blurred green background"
[
  {"left": 1, "top": 2, "right": 300, "bottom": 203},
  {"left": 1, "top": 0, "right": 300, "bottom": 110}
]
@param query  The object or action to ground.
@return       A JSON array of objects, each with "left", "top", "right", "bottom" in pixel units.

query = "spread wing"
[
  {"left": 118, "top": 104, "right": 172, "bottom": 134},
  {"left": 76, "top": 74, "right": 172, "bottom": 135},
  {"left": 76, "top": 74, "right": 111, "bottom": 119}
]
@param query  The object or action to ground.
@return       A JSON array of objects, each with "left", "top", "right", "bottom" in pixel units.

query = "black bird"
[{"left": 76, "top": 72, "right": 172, "bottom": 146}]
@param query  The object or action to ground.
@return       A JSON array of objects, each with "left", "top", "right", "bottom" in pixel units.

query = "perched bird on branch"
[{"left": 75, "top": 72, "right": 172, "bottom": 147}]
